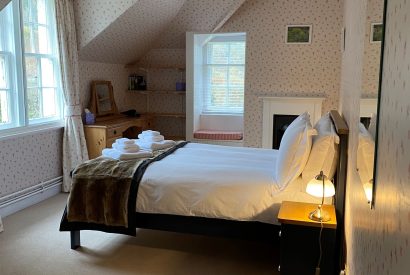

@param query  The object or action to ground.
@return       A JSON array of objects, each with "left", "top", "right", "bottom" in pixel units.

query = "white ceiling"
[{"left": 75, "top": 0, "right": 246, "bottom": 64}]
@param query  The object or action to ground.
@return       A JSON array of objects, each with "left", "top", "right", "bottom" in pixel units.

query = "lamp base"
[{"left": 308, "top": 205, "right": 331, "bottom": 222}]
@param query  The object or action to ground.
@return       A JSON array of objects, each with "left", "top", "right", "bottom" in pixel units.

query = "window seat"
[{"left": 193, "top": 130, "right": 243, "bottom": 141}]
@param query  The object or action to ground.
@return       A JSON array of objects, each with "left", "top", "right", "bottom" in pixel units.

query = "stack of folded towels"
[
  {"left": 102, "top": 138, "right": 153, "bottom": 160},
  {"left": 136, "top": 130, "right": 176, "bottom": 150}
]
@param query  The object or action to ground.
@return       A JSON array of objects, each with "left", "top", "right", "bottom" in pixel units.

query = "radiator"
[{"left": 0, "top": 176, "right": 62, "bottom": 218}]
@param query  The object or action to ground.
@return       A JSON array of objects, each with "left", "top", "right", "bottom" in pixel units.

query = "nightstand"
[{"left": 277, "top": 201, "right": 337, "bottom": 275}]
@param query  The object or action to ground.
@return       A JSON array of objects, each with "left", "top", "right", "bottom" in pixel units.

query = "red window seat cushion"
[{"left": 193, "top": 130, "right": 243, "bottom": 140}]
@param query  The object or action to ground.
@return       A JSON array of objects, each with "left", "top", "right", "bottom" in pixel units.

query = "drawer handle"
[
  {"left": 113, "top": 130, "right": 117, "bottom": 135},
  {"left": 278, "top": 230, "right": 281, "bottom": 237}
]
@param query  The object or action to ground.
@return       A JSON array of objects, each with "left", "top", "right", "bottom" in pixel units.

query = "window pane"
[
  {"left": 227, "top": 89, "right": 244, "bottom": 108},
  {"left": 210, "top": 66, "right": 228, "bottom": 86},
  {"left": 0, "top": 2, "right": 14, "bottom": 52},
  {"left": 25, "top": 56, "right": 39, "bottom": 88},
  {"left": 23, "top": 24, "right": 40, "bottom": 53},
  {"left": 42, "top": 88, "right": 56, "bottom": 117},
  {"left": 27, "top": 88, "right": 41, "bottom": 119},
  {"left": 41, "top": 58, "right": 55, "bottom": 87},
  {"left": 0, "top": 55, "right": 7, "bottom": 89},
  {"left": 229, "top": 66, "right": 244, "bottom": 86},
  {"left": 22, "top": 0, "right": 31, "bottom": 22},
  {"left": 38, "top": 25, "right": 49, "bottom": 54},
  {"left": 36, "top": 0, "right": 46, "bottom": 25},
  {"left": 0, "top": 90, "right": 10, "bottom": 124},
  {"left": 204, "top": 37, "right": 245, "bottom": 113},
  {"left": 210, "top": 87, "right": 227, "bottom": 107},
  {"left": 208, "top": 43, "right": 229, "bottom": 64},
  {"left": 229, "top": 42, "right": 245, "bottom": 64}
]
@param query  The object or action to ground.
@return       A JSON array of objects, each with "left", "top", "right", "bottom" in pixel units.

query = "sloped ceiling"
[
  {"left": 77, "top": 0, "right": 185, "bottom": 64},
  {"left": 76, "top": 0, "right": 246, "bottom": 65},
  {"left": 74, "top": 0, "right": 139, "bottom": 49},
  {"left": 154, "top": 0, "right": 247, "bottom": 49}
]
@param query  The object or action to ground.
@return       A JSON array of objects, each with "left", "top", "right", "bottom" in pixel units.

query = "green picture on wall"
[
  {"left": 286, "top": 25, "right": 312, "bottom": 44},
  {"left": 371, "top": 23, "right": 383, "bottom": 43}
]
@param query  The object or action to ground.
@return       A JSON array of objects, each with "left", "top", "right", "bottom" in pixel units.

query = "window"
[
  {"left": 0, "top": 0, "right": 62, "bottom": 132},
  {"left": 203, "top": 34, "right": 246, "bottom": 114}
]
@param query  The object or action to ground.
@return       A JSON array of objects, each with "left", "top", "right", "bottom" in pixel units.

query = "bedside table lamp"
[{"left": 306, "top": 171, "right": 335, "bottom": 222}]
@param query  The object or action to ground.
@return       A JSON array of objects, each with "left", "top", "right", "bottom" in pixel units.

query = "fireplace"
[
  {"left": 272, "top": 114, "right": 298, "bottom": 149},
  {"left": 261, "top": 97, "right": 325, "bottom": 149}
]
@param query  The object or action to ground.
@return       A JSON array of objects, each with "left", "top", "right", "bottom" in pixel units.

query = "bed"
[{"left": 60, "top": 110, "right": 348, "bottom": 272}]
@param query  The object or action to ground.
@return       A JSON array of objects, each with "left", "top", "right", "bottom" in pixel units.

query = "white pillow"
[
  {"left": 357, "top": 123, "right": 375, "bottom": 184},
  {"left": 302, "top": 112, "right": 339, "bottom": 181},
  {"left": 276, "top": 112, "right": 316, "bottom": 189}
]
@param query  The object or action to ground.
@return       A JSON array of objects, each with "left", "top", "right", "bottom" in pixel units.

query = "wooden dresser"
[{"left": 84, "top": 115, "right": 149, "bottom": 159}]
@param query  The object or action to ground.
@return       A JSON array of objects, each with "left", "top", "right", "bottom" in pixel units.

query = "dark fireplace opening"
[
  {"left": 360, "top": 117, "right": 371, "bottom": 129},
  {"left": 272, "top": 114, "right": 298, "bottom": 149}
]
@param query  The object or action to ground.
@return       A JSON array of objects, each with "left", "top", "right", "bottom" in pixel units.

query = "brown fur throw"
[{"left": 66, "top": 142, "right": 188, "bottom": 230}]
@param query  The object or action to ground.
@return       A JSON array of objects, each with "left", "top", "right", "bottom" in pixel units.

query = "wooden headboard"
[{"left": 329, "top": 110, "right": 349, "bottom": 273}]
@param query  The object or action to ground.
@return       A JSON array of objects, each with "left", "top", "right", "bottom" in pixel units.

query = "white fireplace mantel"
[{"left": 260, "top": 96, "right": 325, "bottom": 149}]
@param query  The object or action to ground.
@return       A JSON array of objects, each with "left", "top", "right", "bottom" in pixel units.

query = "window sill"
[{"left": 0, "top": 120, "right": 64, "bottom": 141}]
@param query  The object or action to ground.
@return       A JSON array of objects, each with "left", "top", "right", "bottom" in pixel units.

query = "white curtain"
[
  {"left": 0, "top": 0, "right": 11, "bottom": 11},
  {"left": 55, "top": 0, "right": 88, "bottom": 192}
]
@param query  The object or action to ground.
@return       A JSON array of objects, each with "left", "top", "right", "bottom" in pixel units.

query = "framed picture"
[
  {"left": 370, "top": 23, "right": 383, "bottom": 43},
  {"left": 286, "top": 25, "right": 312, "bottom": 44}
]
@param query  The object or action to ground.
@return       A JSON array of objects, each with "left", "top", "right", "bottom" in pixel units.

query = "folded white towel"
[
  {"left": 141, "top": 130, "right": 161, "bottom": 136},
  {"left": 102, "top": 148, "right": 153, "bottom": 160},
  {"left": 112, "top": 143, "right": 140, "bottom": 153},
  {"left": 135, "top": 139, "right": 176, "bottom": 151},
  {"left": 115, "top": 138, "right": 135, "bottom": 145},
  {"left": 138, "top": 134, "right": 164, "bottom": 142}
]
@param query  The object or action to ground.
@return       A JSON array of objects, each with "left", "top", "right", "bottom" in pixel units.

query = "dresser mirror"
[
  {"left": 357, "top": 0, "right": 386, "bottom": 208},
  {"left": 89, "top": 80, "right": 118, "bottom": 118}
]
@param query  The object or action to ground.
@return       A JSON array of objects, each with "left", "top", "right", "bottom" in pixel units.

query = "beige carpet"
[{"left": 0, "top": 194, "right": 279, "bottom": 275}]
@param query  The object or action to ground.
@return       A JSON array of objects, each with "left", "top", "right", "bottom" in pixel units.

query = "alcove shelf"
[{"left": 127, "top": 65, "right": 186, "bottom": 139}]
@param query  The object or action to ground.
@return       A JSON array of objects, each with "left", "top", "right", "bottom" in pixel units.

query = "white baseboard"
[{"left": 0, "top": 177, "right": 62, "bottom": 218}]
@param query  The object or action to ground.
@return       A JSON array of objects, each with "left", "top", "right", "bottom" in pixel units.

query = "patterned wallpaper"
[
  {"left": 154, "top": 0, "right": 246, "bottom": 48},
  {"left": 73, "top": 0, "right": 138, "bottom": 48},
  {"left": 0, "top": 128, "right": 63, "bottom": 197},
  {"left": 219, "top": 0, "right": 343, "bottom": 147},
  {"left": 79, "top": 61, "right": 146, "bottom": 113},
  {"left": 77, "top": 0, "right": 185, "bottom": 64},
  {"left": 362, "top": 0, "right": 384, "bottom": 97},
  {"left": 342, "top": 0, "right": 410, "bottom": 274}
]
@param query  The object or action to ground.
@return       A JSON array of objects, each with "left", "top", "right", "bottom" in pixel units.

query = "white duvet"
[{"left": 136, "top": 143, "right": 323, "bottom": 225}]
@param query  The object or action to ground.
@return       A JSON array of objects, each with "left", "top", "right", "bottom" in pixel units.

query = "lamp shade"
[{"left": 306, "top": 176, "right": 335, "bottom": 198}]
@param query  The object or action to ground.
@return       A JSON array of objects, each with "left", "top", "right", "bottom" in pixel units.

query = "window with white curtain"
[
  {"left": 0, "top": 0, "right": 62, "bottom": 132},
  {"left": 203, "top": 34, "right": 246, "bottom": 114}
]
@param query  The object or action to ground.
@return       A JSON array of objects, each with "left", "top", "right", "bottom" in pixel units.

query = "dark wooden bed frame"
[{"left": 67, "top": 110, "right": 348, "bottom": 273}]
